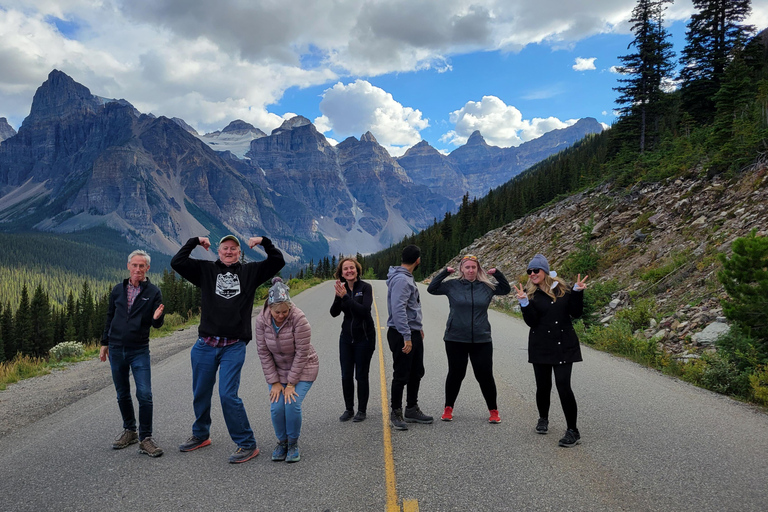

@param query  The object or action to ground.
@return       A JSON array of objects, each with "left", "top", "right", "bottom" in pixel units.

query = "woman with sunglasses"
[
  {"left": 513, "top": 254, "right": 588, "bottom": 447},
  {"left": 427, "top": 254, "right": 511, "bottom": 423}
]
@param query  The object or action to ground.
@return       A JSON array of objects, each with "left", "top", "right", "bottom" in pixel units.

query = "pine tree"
[
  {"left": 614, "top": 0, "right": 675, "bottom": 152},
  {"left": 718, "top": 230, "right": 768, "bottom": 345},
  {"left": 0, "top": 302, "right": 5, "bottom": 363},
  {"left": 1, "top": 301, "right": 15, "bottom": 358},
  {"left": 680, "top": 0, "right": 754, "bottom": 123},
  {"left": 30, "top": 284, "right": 53, "bottom": 356},
  {"left": 16, "top": 285, "right": 33, "bottom": 356}
]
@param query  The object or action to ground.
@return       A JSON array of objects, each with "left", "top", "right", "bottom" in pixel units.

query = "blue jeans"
[
  {"left": 190, "top": 339, "right": 256, "bottom": 449},
  {"left": 109, "top": 344, "right": 153, "bottom": 440},
  {"left": 268, "top": 381, "right": 313, "bottom": 444}
]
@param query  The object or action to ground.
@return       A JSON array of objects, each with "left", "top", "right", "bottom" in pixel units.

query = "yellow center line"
[{"left": 373, "top": 293, "right": 401, "bottom": 512}]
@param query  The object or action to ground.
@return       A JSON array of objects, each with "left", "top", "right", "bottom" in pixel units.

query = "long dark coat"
[{"left": 522, "top": 287, "right": 584, "bottom": 365}]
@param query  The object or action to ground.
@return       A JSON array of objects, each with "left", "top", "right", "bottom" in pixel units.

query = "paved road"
[{"left": 1, "top": 280, "right": 767, "bottom": 511}]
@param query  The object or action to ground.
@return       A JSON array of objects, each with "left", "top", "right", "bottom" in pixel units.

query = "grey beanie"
[
  {"left": 527, "top": 254, "right": 550, "bottom": 274},
  {"left": 268, "top": 277, "right": 291, "bottom": 305}
]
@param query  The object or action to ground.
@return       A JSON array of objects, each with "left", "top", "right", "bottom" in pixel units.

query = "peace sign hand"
[
  {"left": 575, "top": 274, "right": 589, "bottom": 291},
  {"left": 513, "top": 283, "right": 527, "bottom": 300}
]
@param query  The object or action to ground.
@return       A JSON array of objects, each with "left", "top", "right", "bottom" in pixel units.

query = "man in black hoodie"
[
  {"left": 101, "top": 250, "right": 165, "bottom": 458},
  {"left": 171, "top": 234, "right": 284, "bottom": 464}
]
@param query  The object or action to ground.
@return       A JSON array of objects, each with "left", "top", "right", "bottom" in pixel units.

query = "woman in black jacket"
[
  {"left": 330, "top": 257, "right": 376, "bottom": 423},
  {"left": 427, "top": 254, "right": 510, "bottom": 423},
  {"left": 514, "top": 253, "right": 588, "bottom": 448}
]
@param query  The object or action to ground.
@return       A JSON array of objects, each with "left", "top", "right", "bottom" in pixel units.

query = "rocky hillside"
[{"left": 437, "top": 162, "right": 768, "bottom": 355}]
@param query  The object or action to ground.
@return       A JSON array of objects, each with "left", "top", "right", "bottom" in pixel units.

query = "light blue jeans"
[{"left": 268, "top": 381, "right": 313, "bottom": 443}]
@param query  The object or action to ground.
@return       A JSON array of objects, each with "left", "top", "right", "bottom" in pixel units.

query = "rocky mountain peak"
[
  {"left": 0, "top": 117, "right": 16, "bottom": 143},
  {"left": 360, "top": 131, "right": 378, "bottom": 143},
  {"left": 222, "top": 119, "right": 265, "bottom": 136},
  {"left": 23, "top": 70, "right": 102, "bottom": 128},
  {"left": 171, "top": 117, "right": 199, "bottom": 135},
  {"left": 465, "top": 130, "right": 487, "bottom": 146},
  {"left": 401, "top": 140, "right": 440, "bottom": 157},
  {"left": 272, "top": 115, "right": 312, "bottom": 134}
]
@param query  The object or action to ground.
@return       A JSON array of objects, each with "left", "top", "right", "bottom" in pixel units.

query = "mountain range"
[{"left": 0, "top": 70, "right": 603, "bottom": 264}]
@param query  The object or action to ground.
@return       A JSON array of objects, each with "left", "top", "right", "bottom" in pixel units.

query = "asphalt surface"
[{"left": 0, "top": 280, "right": 767, "bottom": 512}]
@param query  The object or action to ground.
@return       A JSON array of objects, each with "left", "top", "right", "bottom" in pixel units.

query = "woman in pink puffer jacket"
[{"left": 254, "top": 278, "right": 319, "bottom": 463}]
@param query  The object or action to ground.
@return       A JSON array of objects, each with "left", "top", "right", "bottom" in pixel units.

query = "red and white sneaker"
[
  {"left": 488, "top": 409, "right": 501, "bottom": 424},
  {"left": 440, "top": 406, "right": 453, "bottom": 421}
]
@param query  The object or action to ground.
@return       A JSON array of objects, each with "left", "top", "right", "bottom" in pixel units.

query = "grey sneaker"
[
  {"left": 112, "top": 429, "right": 138, "bottom": 450},
  {"left": 272, "top": 441, "right": 288, "bottom": 461},
  {"left": 404, "top": 405, "right": 434, "bottom": 424},
  {"left": 285, "top": 442, "right": 300, "bottom": 463},
  {"left": 390, "top": 408, "right": 408, "bottom": 430},
  {"left": 178, "top": 435, "right": 211, "bottom": 452},
  {"left": 558, "top": 429, "right": 581, "bottom": 447},
  {"left": 138, "top": 437, "right": 164, "bottom": 457},
  {"left": 536, "top": 418, "right": 549, "bottom": 434},
  {"left": 229, "top": 446, "right": 260, "bottom": 464}
]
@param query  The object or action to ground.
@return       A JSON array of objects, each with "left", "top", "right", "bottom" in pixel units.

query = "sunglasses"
[
  {"left": 461, "top": 255, "right": 478, "bottom": 261},
  {"left": 527, "top": 268, "right": 543, "bottom": 275}
]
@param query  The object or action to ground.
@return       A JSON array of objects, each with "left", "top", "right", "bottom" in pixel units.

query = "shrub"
[
  {"left": 49, "top": 341, "right": 85, "bottom": 361},
  {"left": 717, "top": 229, "right": 768, "bottom": 344},
  {"left": 581, "top": 279, "right": 622, "bottom": 325},
  {"left": 749, "top": 365, "right": 768, "bottom": 406},
  {"left": 699, "top": 351, "right": 753, "bottom": 399},
  {"left": 615, "top": 298, "right": 657, "bottom": 331},
  {"left": 560, "top": 219, "right": 601, "bottom": 276}
]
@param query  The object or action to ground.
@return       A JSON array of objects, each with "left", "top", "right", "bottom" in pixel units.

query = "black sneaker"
[
  {"left": 536, "top": 418, "right": 549, "bottom": 434},
  {"left": 112, "top": 429, "right": 138, "bottom": 450},
  {"left": 339, "top": 409, "right": 354, "bottom": 422},
  {"left": 178, "top": 435, "right": 211, "bottom": 452},
  {"left": 229, "top": 446, "right": 260, "bottom": 464},
  {"left": 558, "top": 429, "right": 581, "bottom": 447},
  {"left": 390, "top": 408, "right": 408, "bottom": 430},
  {"left": 404, "top": 405, "right": 434, "bottom": 424},
  {"left": 353, "top": 411, "right": 366, "bottom": 422}
]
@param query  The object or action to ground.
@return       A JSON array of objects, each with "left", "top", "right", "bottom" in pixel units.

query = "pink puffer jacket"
[{"left": 254, "top": 304, "right": 319, "bottom": 385}]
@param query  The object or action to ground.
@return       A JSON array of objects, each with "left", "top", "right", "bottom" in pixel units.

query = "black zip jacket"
[
  {"left": 427, "top": 269, "right": 511, "bottom": 343},
  {"left": 330, "top": 279, "right": 376, "bottom": 346},
  {"left": 101, "top": 278, "right": 164, "bottom": 347},
  {"left": 170, "top": 236, "right": 285, "bottom": 342}
]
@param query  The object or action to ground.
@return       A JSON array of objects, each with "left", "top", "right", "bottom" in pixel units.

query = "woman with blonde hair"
[
  {"left": 254, "top": 277, "right": 319, "bottom": 462},
  {"left": 514, "top": 254, "right": 588, "bottom": 447},
  {"left": 330, "top": 257, "right": 376, "bottom": 422},
  {"left": 427, "top": 254, "right": 511, "bottom": 423}
]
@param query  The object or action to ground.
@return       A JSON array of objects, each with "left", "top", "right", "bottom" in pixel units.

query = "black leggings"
[
  {"left": 532, "top": 363, "right": 578, "bottom": 430},
  {"left": 444, "top": 341, "right": 497, "bottom": 410}
]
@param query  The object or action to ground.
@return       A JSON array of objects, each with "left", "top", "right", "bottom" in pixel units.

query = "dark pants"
[
  {"left": 387, "top": 327, "right": 425, "bottom": 411},
  {"left": 339, "top": 337, "right": 375, "bottom": 413},
  {"left": 444, "top": 341, "right": 497, "bottom": 410},
  {"left": 532, "top": 363, "right": 578, "bottom": 430},
  {"left": 109, "top": 344, "right": 153, "bottom": 440}
]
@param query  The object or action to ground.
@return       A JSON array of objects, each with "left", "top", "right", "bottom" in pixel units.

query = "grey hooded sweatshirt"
[{"left": 386, "top": 266, "right": 423, "bottom": 341}]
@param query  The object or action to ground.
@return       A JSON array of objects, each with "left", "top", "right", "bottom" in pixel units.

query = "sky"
[{"left": 1, "top": 1, "right": 766, "bottom": 157}]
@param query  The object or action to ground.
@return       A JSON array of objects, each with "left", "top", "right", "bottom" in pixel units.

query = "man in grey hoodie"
[{"left": 386, "top": 245, "right": 434, "bottom": 430}]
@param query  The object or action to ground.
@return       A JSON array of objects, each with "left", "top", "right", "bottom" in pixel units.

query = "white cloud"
[
  {"left": 316, "top": 80, "right": 428, "bottom": 150},
  {"left": 440, "top": 95, "right": 576, "bottom": 148},
  {"left": 573, "top": 57, "right": 597, "bottom": 71},
  {"left": 2, "top": 0, "right": 765, "bottom": 136}
]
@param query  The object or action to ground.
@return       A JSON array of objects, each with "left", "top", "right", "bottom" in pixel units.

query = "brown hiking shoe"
[
  {"left": 112, "top": 429, "right": 138, "bottom": 449},
  {"left": 138, "top": 437, "right": 164, "bottom": 457}
]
